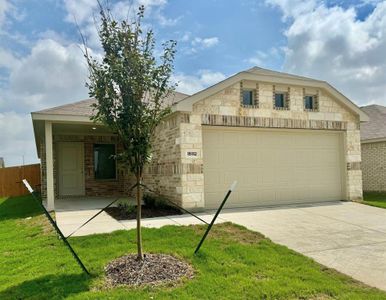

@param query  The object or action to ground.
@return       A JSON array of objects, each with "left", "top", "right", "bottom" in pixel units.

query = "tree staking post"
[
  {"left": 194, "top": 181, "right": 237, "bottom": 254},
  {"left": 22, "top": 179, "right": 90, "bottom": 275}
]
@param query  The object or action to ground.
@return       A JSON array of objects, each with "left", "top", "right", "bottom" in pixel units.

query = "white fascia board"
[{"left": 31, "top": 113, "right": 94, "bottom": 123}]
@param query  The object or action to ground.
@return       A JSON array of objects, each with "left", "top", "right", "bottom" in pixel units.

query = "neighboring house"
[
  {"left": 0, "top": 157, "right": 4, "bottom": 168},
  {"left": 32, "top": 67, "right": 368, "bottom": 211},
  {"left": 360, "top": 105, "right": 386, "bottom": 192}
]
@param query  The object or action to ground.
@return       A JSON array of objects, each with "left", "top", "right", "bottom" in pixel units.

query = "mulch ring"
[{"left": 105, "top": 253, "right": 194, "bottom": 287}]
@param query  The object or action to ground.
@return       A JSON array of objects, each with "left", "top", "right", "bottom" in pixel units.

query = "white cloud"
[
  {"left": 0, "top": 111, "right": 36, "bottom": 166},
  {"left": 63, "top": 0, "right": 178, "bottom": 50},
  {"left": 0, "top": 0, "right": 25, "bottom": 30},
  {"left": 183, "top": 36, "right": 220, "bottom": 54},
  {"left": 192, "top": 37, "right": 219, "bottom": 49},
  {"left": 0, "top": 0, "right": 177, "bottom": 167},
  {"left": 1, "top": 38, "right": 89, "bottom": 112},
  {"left": 63, "top": 0, "right": 98, "bottom": 25},
  {"left": 247, "top": 47, "right": 282, "bottom": 67},
  {"left": 266, "top": 0, "right": 319, "bottom": 19},
  {"left": 173, "top": 70, "right": 226, "bottom": 95},
  {"left": 267, "top": 0, "right": 386, "bottom": 105},
  {"left": 0, "top": 38, "right": 90, "bottom": 166},
  {"left": 0, "top": 47, "right": 19, "bottom": 69},
  {"left": 0, "top": 0, "right": 12, "bottom": 26}
]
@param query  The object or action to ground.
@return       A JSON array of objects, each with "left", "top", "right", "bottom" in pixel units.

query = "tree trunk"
[{"left": 136, "top": 173, "right": 144, "bottom": 260}]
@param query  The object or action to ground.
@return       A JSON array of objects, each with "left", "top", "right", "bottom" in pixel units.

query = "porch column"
[{"left": 45, "top": 121, "right": 55, "bottom": 211}]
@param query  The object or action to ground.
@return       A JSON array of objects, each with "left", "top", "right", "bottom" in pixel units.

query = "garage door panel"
[
  {"left": 203, "top": 127, "right": 344, "bottom": 209},
  {"left": 222, "top": 132, "right": 240, "bottom": 145}
]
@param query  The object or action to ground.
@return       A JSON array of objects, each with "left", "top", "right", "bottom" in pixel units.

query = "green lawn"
[
  {"left": 1, "top": 196, "right": 386, "bottom": 299},
  {"left": 362, "top": 192, "right": 386, "bottom": 209}
]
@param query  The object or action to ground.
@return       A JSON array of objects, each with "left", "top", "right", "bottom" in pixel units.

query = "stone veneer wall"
[
  {"left": 40, "top": 134, "right": 135, "bottom": 200},
  {"left": 361, "top": 141, "right": 386, "bottom": 192},
  {"left": 143, "top": 112, "right": 203, "bottom": 210},
  {"left": 190, "top": 81, "right": 363, "bottom": 203}
]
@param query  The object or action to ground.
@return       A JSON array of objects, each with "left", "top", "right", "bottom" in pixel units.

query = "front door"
[{"left": 58, "top": 142, "right": 85, "bottom": 196}]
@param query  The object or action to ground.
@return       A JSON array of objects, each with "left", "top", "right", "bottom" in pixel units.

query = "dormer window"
[{"left": 242, "top": 90, "right": 254, "bottom": 106}]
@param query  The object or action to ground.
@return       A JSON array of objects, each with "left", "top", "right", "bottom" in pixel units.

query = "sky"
[{"left": 0, "top": 0, "right": 385, "bottom": 166}]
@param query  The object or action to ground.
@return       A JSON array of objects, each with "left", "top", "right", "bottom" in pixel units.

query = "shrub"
[
  {"left": 143, "top": 194, "right": 156, "bottom": 208},
  {"left": 143, "top": 194, "right": 170, "bottom": 209},
  {"left": 117, "top": 199, "right": 136, "bottom": 214}
]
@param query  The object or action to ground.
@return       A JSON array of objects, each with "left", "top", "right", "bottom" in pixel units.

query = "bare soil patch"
[
  {"left": 105, "top": 253, "right": 194, "bottom": 287},
  {"left": 192, "top": 222, "right": 264, "bottom": 245}
]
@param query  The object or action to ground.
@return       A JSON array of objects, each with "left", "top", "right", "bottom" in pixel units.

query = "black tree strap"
[
  {"left": 140, "top": 183, "right": 209, "bottom": 225},
  {"left": 66, "top": 182, "right": 139, "bottom": 238},
  {"left": 22, "top": 180, "right": 90, "bottom": 275}
]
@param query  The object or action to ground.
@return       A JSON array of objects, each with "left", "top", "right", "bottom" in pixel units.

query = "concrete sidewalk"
[
  {"left": 55, "top": 201, "right": 386, "bottom": 291},
  {"left": 55, "top": 210, "right": 224, "bottom": 237}
]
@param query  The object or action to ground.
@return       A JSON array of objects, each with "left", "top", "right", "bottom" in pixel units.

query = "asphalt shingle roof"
[
  {"left": 361, "top": 104, "right": 386, "bottom": 141},
  {"left": 34, "top": 91, "right": 190, "bottom": 116}
]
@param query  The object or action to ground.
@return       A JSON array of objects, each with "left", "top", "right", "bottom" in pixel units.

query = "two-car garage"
[{"left": 203, "top": 126, "right": 345, "bottom": 209}]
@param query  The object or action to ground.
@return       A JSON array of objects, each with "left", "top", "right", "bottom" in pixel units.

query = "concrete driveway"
[{"left": 219, "top": 201, "right": 386, "bottom": 291}]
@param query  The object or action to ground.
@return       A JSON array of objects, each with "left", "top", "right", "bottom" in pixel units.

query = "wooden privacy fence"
[{"left": 0, "top": 164, "right": 41, "bottom": 197}]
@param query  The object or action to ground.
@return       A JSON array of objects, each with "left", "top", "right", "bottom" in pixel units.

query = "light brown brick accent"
[
  {"left": 201, "top": 114, "right": 347, "bottom": 130},
  {"left": 362, "top": 141, "right": 386, "bottom": 192}
]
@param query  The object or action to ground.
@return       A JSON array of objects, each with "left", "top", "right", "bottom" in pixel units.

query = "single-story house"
[
  {"left": 32, "top": 67, "right": 367, "bottom": 211},
  {"left": 360, "top": 104, "right": 386, "bottom": 192}
]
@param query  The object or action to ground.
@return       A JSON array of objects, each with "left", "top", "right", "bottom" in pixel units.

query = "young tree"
[{"left": 84, "top": 5, "right": 176, "bottom": 260}]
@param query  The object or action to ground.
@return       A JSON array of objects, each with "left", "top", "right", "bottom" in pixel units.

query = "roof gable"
[{"left": 174, "top": 67, "right": 368, "bottom": 122}]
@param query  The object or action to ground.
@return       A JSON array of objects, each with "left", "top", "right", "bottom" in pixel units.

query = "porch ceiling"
[
  {"left": 32, "top": 120, "right": 115, "bottom": 159},
  {"left": 52, "top": 123, "right": 114, "bottom": 135}
]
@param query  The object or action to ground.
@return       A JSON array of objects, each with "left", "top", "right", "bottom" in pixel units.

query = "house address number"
[{"left": 187, "top": 151, "right": 198, "bottom": 157}]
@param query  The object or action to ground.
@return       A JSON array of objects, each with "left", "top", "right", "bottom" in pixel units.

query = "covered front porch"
[{"left": 32, "top": 112, "right": 133, "bottom": 211}]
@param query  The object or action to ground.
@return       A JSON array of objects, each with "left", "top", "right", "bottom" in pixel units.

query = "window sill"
[
  {"left": 93, "top": 178, "right": 118, "bottom": 182},
  {"left": 273, "top": 107, "right": 290, "bottom": 111},
  {"left": 241, "top": 104, "right": 259, "bottom": 109},
  {"left": 304, "top": 108, "right": 319, "bottom": 112}
]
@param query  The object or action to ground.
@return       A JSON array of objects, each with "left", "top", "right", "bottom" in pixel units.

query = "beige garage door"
[{"left": 203, "top": 126, "right": 344, "bottom": 209}]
